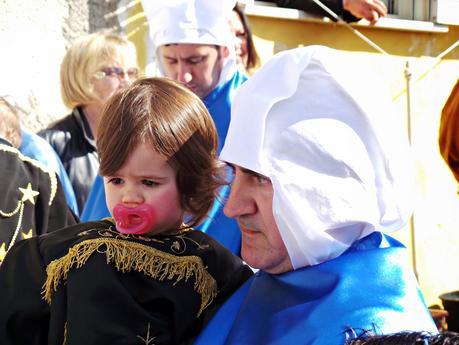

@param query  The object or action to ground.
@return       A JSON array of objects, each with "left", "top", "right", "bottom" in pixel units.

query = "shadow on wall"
[{"left": 62, "top": 0, "right": 121, "bottom": 46}]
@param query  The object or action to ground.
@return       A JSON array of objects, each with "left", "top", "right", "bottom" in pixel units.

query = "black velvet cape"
[
  {"left": 0, "top": 139, "right": 77, "bottom": 264},
  {"left": 0, "top": 218, "right": 253, "bottom": 344}
]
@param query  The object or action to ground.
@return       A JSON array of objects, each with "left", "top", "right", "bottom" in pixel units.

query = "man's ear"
[{"left": 220, "top": 46, "right": 230, "bottom": 59}]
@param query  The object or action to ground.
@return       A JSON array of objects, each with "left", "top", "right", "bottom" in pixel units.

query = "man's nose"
[
  {"left": 223, "top": 179, "right": 256, "bottom": 219},
  {"left": 177, "top": 63, "right": 193, "bottom": 84}
]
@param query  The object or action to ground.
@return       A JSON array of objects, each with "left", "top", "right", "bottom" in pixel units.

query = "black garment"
[
  {"left": 39, "top": 107, "right": 99, "bottom": 212},
  {"left": 273, "top": 0, "right": 359, "bottom": 22},
  {"left": 0, "top": 140, "right": 77, "bottom": 263},
  {"left": 0, "top": 219, "right": 253, "bottom": 345}
]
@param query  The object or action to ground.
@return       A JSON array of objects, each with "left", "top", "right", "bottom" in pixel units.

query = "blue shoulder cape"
[
  {"left": 20, "top": 127, "right": 79, "bottom": 216},
  {"left": 194, "top": 232, "right": 436, "bottom": 345},
  {"left": 82, "top": 71, "right": 247, "bottom": 255}
]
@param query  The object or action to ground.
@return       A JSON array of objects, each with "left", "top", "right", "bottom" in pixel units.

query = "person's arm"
[
  {"left": 343, "top": 0, "right": 387, "bottom": 24},
  {"left": 0, "top": 237, "right": 50, "bottom": 344},
  {"left": 275, "top": 0, "right": 387, "bottom": 23}
]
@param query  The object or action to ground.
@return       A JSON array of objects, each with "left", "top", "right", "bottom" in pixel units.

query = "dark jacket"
[{"left": 39, "top": 108, "right": 99, "bottom": 212}]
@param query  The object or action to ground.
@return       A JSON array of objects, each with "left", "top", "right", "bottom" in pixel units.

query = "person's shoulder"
[
  {"left": 184, "top": 229, "right": 252, "bottom": 277},
  {"left": 0, "top": 140, "right": 53, "bottom": 179},
  {"left": 37, "top": 219, "right": 114, "bottom": 263},
  {"left": 38, "top": 111, "right": 78, "bottom": 141}
]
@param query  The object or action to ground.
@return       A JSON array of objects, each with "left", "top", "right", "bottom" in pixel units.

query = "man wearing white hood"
[
  {"left": 194, "top": 46, "right": 437, "bottom": 344},
  {"left": 83, "top": 0, "right": 245, "bottom": 254},
  {"left": 141, "top": 0, "right": 243, "bottom": 153},
  {"left": 141, "top": 0, "right": 245, "bottom": 254}
]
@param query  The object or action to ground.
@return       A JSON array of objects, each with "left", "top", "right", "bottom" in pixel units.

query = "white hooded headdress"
[
  {"left": 220, "top": 46, "right": 415, "bottom": 269},
  {"left": 141, "top": 0, "right": 237, "bottom": 85},
  {"left": 141, "top": 0, "right": 236, "bottom": 49}
]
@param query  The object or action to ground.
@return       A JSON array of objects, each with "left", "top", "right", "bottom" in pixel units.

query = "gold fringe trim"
[
  {"left": 43, "top": 238, "right": 217, "bottom": 316},
  {"left": 0, "top": 143, "right": 57, "bottom": 205}
]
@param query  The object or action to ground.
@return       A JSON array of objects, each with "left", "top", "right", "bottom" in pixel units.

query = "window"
[{"left": 383, "top": 0, "right": 459, "bottom": 24}]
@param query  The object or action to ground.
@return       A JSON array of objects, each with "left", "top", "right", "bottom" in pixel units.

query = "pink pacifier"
[{"left": 113, "top": 204, "right": 156, "bottom": 235}]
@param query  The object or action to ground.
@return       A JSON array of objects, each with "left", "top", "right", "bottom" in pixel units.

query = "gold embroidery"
[
  {"left": 1, "top": 200, "right": 26, "bottom": 253},
  {"left": 63, "top": 322, "right": 68, "bottom": 345},
  {"left": 0, "top": 243, "right": 7, "bottom": 262},
  {"left": 77, "top": 225, "right": 164, "bottom": 243},
  {"left": 22, "top": 229, "right": 33, "bottom": 239},
  {"left": 0, "top": 143, "right": 57, "bottom": 205},
  {"left": 43, "top": 237, "right": 217, "bottom": 316},
  {"left": 137, "top": 323, "right": 156, "bottom": 345},
  {"left": 0, "top": 200, "right": 21, "bottom": 217},
  {"left": 19, "top": 183, "right": 40, "bottom": 205},
  {"left": 0, "top": 143, "right": 58, "bottom": 261}
]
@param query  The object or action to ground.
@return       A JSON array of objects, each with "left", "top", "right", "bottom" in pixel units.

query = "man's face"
[
  {"left": 158, "top": 44, "right": 227, "bottom": 99},
  {"left": 224, "top": 164, "right": 293, "bottom": 274}
]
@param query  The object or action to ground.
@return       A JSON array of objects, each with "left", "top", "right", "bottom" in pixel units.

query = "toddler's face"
[{"left": 104, "top": 142, "right": 183, "bottom": 235}]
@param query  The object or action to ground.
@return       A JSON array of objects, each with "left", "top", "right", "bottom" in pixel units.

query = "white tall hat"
[
  {"left": 141, "top": 0, "right": 236, "bottom": 50},
  {"left": 221, "top": 45, "right": 415, "bottom": 269}
]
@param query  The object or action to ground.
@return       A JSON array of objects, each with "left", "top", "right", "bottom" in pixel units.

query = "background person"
[
  {"left": 0, "top": 95, "right": 78, "bottom": 216},
  {"left": 83, "top": 0, "right": 244, "bottom": 255},
  {"left": 439, "top": 79, "right": 459, "bottom": 188},
  {"left": 39, "top": 31, "right": 139, "bottom": 214},
  {"left": 194, "top": 45, "right": 436, "bottom": 344},
  {"left": 229, "top": 3, "right": 261, "bottom": 75},
  {"left": 0, "top": 98, "right": 76, "bottom": 264},
  {"left": 274, "top": 0, "right": 387, "bottom": 24},
  {"left": 0, "top": 78, "right": 252, "bottom": 344}
]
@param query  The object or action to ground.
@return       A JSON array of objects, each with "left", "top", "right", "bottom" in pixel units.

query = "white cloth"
[
  {"left": 141, "top": 0, "right": 238, "bottom": 88},
  {"left": 141, "top": 0, "right": 235, "bottom": 48},
  {"left": 220, "top": 46, "right": 415, "bottom": 269}
]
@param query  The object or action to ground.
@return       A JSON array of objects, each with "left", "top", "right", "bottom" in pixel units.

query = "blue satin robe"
[{"left": 194, "top": 232, "right": 437, "bottom": 345}]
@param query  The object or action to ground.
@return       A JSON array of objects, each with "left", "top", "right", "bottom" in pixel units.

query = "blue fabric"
[
  {"left": 203, "top": 70, "right": 247, "bottom": 153},
  {"left": 196, "top": 70, "right": 247, "bottom": 254},
  {"left": 20, "top": 127, "right": 79, "bottom": 217},
  {"left": 81, "top": 71, "right": 247, "bottom": 255},
  {"left": 81, "top": 175, "right": 108, "bottom": 221},
  {"left": 194, "top": 232, "right": 437, "bottom": 345}
]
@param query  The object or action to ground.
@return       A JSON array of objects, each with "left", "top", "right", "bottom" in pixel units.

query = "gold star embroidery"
[
  {"left": 0, "top": 243, "right": 7, "bottom": 262},
  {"left": 22, "top": 229, "right": 33, "bottom": 239},
  {"left": 137, "top": 323, "right": 156, "bottom": 345},
  {"left": 19, "top": 183, "right": 39, "bottom": 205}
]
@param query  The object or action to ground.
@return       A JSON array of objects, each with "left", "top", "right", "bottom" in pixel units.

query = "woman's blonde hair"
[
  {"left": 97, "top": 77, "right": 224, "bottom": 227},
  {"left": 60, "top": 30, "right": 137, "bottom": 108}
]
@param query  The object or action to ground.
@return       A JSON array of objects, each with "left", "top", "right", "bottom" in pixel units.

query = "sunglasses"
[{"left": 94, "top": 67, "right": 139, "bottom": 80}]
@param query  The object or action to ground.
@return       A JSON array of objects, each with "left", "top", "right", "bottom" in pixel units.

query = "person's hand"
[{"left": 343, "top": 0, "right": 387, "bottom": 24}]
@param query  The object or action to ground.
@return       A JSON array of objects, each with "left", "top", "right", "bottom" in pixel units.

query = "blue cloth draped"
[
  {"left": 194, "top": 232, "right": 436, "bottom": 345},
  {"left": 195, "top": 70, "right": 247, "bottom": 254},
  {"left": 82, "top": 71, "right": 246, "bottom": 255},
  {"left": 203, "top": 69, "right": 247, "bottom": 153},
  {"left": 81, "top": 175, "right": 107, "bottom": 222},
  {"left": 20, "top": 127, "right": 79, "bottom": 216}
]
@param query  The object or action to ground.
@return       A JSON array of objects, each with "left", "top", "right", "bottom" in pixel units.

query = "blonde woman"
[{"left": 40, "top": 31, "right": 139, "bottom": 213}]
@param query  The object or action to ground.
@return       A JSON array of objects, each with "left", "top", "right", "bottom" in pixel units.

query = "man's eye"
[
  {"left": 143, "top": 180, "right": 158, "bottom": 187},
  {"left": 255, "top": 175, "right": 271, "bottom": 185},
  {"left": 166, "top": 59, "right": 177, "bottom": 65},
  {"left": 189, "top": 57, "right": 205, "bottom": 64}
]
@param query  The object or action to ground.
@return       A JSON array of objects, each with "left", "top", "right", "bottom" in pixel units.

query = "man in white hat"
[
  {"left": 193, "top": 46, "right": 437, "bottom": 344},
  {"left": 139, "top": 0, "right": 246, "bottom": 254}
]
